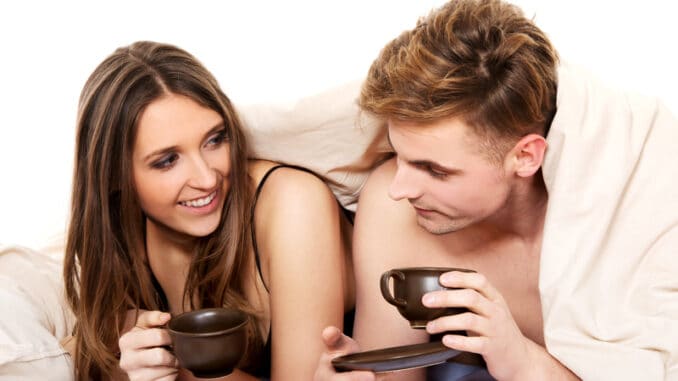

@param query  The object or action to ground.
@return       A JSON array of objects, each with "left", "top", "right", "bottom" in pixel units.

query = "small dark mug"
[
  {"left": 168, "top": 308, "right": 248, "bottom": 378},
  {"left": 380, "top": 267, "right": 474, "bottom": 328}
]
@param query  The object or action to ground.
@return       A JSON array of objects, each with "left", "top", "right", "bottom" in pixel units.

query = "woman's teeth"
[{"left": 180, "top": 192, "right": 216, "bottom": 207}]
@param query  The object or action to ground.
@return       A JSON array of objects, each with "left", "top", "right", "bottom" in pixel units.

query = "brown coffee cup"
[
  {"left": 168, "top": 308, "right": 248, "bottom": 378},
  {"left": 380, "top": 267, "right": 474, "bottom": 329}
]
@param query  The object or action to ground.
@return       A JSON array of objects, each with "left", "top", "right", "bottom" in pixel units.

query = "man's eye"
[
  {"left": 428, "top": 169, "right": 447, "bottom": 178},
  {"left": 151, "top": 153, "right": 178, "bottom": 169},
  {"left": 423, "top": 165, "right": 447, "bottom": 179}
]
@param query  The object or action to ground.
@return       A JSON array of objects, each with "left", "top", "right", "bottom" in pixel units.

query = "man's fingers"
[
  {"left": 328, "top": 371, "right": 376, "bottom": 381},
  {"left": 321, "top": 326, "right": 344, "bottom": 348},
  {"left": 315, "top": 327, "right": 375, "bottom": 381},
  {"left": 321, "top": 326, "right": 360, "bottom": 355},
  {"left": 440, "top": 271, "right": 503, "bottom": 303}
]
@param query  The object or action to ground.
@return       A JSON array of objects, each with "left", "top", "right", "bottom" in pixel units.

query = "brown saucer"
[{"left": 332, "top": 341, "right": 461, "bottom": 373}]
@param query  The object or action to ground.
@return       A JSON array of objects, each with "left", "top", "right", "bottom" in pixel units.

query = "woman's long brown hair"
[{"left": 63, "top": 41, "right": 260, "bottom": 380}]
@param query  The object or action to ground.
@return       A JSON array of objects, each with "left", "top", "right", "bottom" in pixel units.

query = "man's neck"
[{"left": 468, "top": 173, "right": 549, "bottom": 249}]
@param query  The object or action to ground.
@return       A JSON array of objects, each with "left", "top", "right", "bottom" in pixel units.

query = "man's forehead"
[{"left": 387, "top": 118, "right": 472, "bottom": 145}]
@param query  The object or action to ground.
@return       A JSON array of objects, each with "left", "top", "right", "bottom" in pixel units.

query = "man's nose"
[{"left": 388, "top": 161, "right": 422, "bottom": 201}]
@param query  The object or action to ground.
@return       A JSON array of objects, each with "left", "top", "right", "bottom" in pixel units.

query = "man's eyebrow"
[
  {"left": 410, "top": 159, "right": 462, "bottom": 174},
  {"left": 387, "top": 130, "right": 461, "bottom": 174}
]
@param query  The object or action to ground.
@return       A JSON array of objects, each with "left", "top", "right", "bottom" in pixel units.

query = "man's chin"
[{"left": 416, "top": 217, "right": 463, "bottom": 235}]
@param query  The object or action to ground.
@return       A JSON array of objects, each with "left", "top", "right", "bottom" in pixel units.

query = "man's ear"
[{"left": 506, "top": 134, "right": 547, "bottom": 177}]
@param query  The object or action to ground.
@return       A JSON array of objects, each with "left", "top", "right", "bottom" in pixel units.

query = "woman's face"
[{"left": 131, "top": 93, "right": 231, "bottom": 239}]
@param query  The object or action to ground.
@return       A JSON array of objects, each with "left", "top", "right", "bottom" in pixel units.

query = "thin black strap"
[
  {"left": 250, "top": 164, "right": 355, "bottom": 292},
  {"left": 250, "top": 164, "right": 319, "bottom": 293}
]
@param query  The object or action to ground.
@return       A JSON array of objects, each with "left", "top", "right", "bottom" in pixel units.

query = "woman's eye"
[
  {"left": 151, "top": 153, "right": 178, "bottom": 169},
  {"left": 206, "top": 130, "right": 227, "bottom": 147}
]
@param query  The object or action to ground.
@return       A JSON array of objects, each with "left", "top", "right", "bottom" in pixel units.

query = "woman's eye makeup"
[
  {"left": 151, "top": 153, "right": 179, "bottom": 169},
  {"left": 147, "top": 127, "right": 227, "bottom": 170},
  {"left": 206, "top": 129, "right": 228, "bottom": 147}
]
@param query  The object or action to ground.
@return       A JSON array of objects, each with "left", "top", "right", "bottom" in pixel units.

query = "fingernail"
[
  {"left": 442, "top": 334, "right": 457, "bottom": 347},
  {"left": 441, "top": 273, "right": 454, "bottom": 283},
  {"left": 422, "top": 294, "right": 435, "bottom": 306},
  {"left": 426, "top": 321, "right": 436, "bottom": 332}
]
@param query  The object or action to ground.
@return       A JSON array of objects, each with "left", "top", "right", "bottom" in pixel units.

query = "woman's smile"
[{"left": 178, "top": 189, "right": 220, "bottom": 215}]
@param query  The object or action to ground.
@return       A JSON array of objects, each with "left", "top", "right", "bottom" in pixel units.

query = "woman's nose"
[{"left": 188, "top": 155, "right": 218, "bottom": 190}]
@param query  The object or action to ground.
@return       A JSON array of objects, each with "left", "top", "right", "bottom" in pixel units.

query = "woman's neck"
[{"left": 145, "top": 219, "right": 195, "bottom": 314}]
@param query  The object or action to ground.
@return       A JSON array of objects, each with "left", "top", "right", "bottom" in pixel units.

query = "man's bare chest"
[{"left": 420, "top": 238, "right": 545, "bottom": 345}]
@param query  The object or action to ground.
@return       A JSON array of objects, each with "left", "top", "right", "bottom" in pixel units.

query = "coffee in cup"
[
  {"left": 380, "top": 267, "right": 474, "bottom": 328},
  {"left": 168, "top": 307, "right": 249, "bottom": 378}
]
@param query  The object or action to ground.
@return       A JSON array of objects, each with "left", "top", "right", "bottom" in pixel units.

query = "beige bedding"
[
  {"left": 540, "top": 62, "right": 678, "bottom": 379},
  {"left": 1, "top": 62, "right": 675, "bottom": 380}
]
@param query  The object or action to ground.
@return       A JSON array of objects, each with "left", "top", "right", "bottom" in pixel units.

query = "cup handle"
[{"left": 380, "top": 270, "right": 407, "bottom": 308}]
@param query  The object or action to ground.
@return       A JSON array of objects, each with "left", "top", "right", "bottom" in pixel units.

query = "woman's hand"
[
  {"left": 118, "top": 309, "right": 179, "bottom": 381},
  {"left": 422, "top": 270, "right": 533, "bottom": 380}
]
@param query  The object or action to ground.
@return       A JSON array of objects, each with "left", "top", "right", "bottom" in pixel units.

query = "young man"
[{"left": 314, "top": 0, "right": 678, "bottom": 380}]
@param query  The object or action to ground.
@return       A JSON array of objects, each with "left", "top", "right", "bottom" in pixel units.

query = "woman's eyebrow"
[{"left": 142, "top": 122, "right": 226, "bottom": 162}]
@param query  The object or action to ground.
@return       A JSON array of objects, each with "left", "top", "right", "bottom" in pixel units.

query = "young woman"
[{"left": 63, "top": 41, "right": 354, "bottom": 381}]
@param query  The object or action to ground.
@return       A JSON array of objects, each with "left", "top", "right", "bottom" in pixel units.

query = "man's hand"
[
  {"left": 422, "top": 270, "right": 535, "bottom": 380},
  {"left": 118, "top": 309, "right": 179, "bottom": 381},
  {"left": 313, "top": 326, "right": 375, "bottom": 381}
]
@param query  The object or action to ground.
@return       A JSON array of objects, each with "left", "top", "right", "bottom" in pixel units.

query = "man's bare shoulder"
[
  {"left": 358, "top": 158, "right": 413, "bottom": 222},
  {"left": 354, "top": 158, "right": 428, "bottom": 267},
  {"left": 352, "top": 158, "right": 431, "bottom": 354}
]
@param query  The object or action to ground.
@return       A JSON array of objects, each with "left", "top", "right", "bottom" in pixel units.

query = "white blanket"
[
  {"left": 1, "top": 63, "right": 675, "bottom": 380},
  {"left": 0, "top": 243, "right": 75, "bottom": 380},
  {"left": 540, "top": 62, "right": 678, "bottom": 379},
  {"left": 238, "top": 80, "right": 384, "bottom": 212}
]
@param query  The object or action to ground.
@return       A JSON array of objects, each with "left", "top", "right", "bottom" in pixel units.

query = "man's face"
[{"left": 388, "top": 117, "right": 514, "bottom": 235}]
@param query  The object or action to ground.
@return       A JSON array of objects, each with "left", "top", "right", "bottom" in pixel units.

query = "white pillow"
[
  {"left": 0, "top": 244, "right": 74, "bottom": 379},
  {"left": 238, "top": 80, "right": 388, "bottom": 211}
]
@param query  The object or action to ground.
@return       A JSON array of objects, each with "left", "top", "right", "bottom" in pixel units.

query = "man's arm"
[{"left": 351, "top": 159, "right": 429, "bottom": 380}]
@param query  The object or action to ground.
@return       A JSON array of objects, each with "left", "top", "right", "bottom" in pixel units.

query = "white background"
[{"left": 1, "top": 1, "right": 676, "bottom": 248}]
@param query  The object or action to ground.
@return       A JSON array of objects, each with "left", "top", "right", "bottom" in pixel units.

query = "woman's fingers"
[
  {"left": 119, "top": 327, "right": 172, "bottom": 352},
  {"left": 139, "top": 346, "right": 178, "bottom": 368},
  {"left": 127, "top": 365, "right": 178, "bottom": 381},
  {"left": 120, "top": 344, "right": 177, "bottom": 370},
  {"left": 135, "top": 310, "right": 172, "bottom": 329},
  {"left": 119, "top": 310, "right": 178, "bottom": 378}
]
